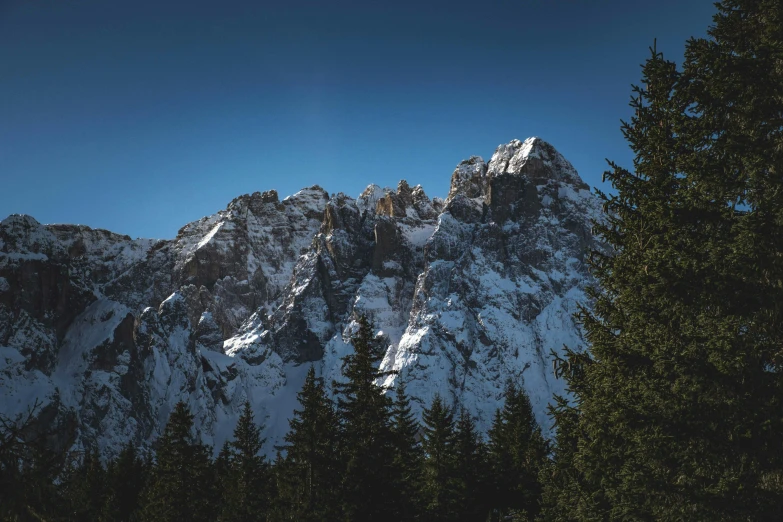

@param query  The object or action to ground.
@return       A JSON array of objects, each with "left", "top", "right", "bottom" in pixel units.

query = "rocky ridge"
[{"left": 0, "top": 137, "right": 601, "bottom": 457}]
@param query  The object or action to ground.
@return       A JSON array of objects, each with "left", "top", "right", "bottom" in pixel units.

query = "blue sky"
[{"left": 1, "top": 0, "right": 716, "bottom": 239}]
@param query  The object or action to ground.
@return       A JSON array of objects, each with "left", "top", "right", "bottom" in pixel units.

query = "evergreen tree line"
[{"left": 0, "top": 316, "right": 549, "bottom": 522}]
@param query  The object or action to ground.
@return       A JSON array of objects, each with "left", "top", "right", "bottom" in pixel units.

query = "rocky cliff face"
[{"left": 0, "top": 137, "right": 601, "bottom": 457}]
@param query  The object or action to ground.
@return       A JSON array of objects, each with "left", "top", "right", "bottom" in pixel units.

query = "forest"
[{"left": 2, "top": 0, "right": 783, "bottom": 520}]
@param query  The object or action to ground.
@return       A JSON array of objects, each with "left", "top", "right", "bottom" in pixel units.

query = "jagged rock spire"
[
  {"left": 487, "top": 137, "right": 586, "bottom": 187},
  {"left": 446, "top": 137, "right": 588, "bottom": 205}
]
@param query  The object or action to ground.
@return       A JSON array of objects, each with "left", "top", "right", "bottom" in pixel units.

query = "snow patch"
[
  {"left": 402, "top": 223, "right": 436, "bottom": 247},
  {"left": 196, "top": 221, "right": 224, "bottom": 250}
]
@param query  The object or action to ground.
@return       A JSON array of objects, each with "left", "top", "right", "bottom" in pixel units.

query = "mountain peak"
[
  {"left": 445, "top": 137, "right": 588, "bottom": 207},
  {"left": 488, "top": 137, "right": 586, "bottom": 187},
  {"left": 357, "top": 183, "right": 390, "bottom": 215},
  {"left": 0, "top": 214, "right": 61, "bottom": 259},
  {"left": 0, "top": 136, "right": 600, "bottom": 459},
  {"left": 1, "top": 213, "right": 42, "bottom": 228},
  {"left": 446, "top": 155, "right": 489, "bottom": 203}
]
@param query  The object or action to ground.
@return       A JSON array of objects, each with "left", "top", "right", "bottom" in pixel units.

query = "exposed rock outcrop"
[{"left": 0, "top": 137, "right": 601, "bottom": 458}]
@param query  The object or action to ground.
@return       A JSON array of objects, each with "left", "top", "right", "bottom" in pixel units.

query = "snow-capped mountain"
[{"left": 0, "top": 137, "right": 601, "bottom": 457}]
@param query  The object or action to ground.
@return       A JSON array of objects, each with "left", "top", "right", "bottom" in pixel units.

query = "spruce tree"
[
  {"left": 0, "top": 402, "right": 66, "bottom": 521},
  {"left": 140, "top": 402, "right": 217, "bottom": 522},
  {"left": 486, "top": 384, "right": 547, "bottom": 521},
  {"left": 219, "top": 401, "right": 270, "bottom": 522},
  {"left": 214, "top": 440, "right": 232, "bottom": 504},
  {"left": 542, "top": 1, "right": 783, "bottom": 519},
  {"left": 453, "top": 407, "right": 489, "bottom": 522},
  {"left": 102, "top": 442, "right": 147, "bottom": 522},
  {"left": 63, "top": 448, "right": 106, "bottom": 521},
  {"left": 268, "top": 452, "right": 290, "bottom": 522},
  {"left": 277, "top": 366, "right": 342, "bottom": 522},
  {"left": 538, "top": 394, "right": 586, "bottom": 521},
  {"left": 101, "top": 442, "right": 147, "bottom": 522},
  {"left": 390, "top": 377, "right": 425, "bottom": 522},
  {"left": 420, "top": 393, "right": 458, "bottom": 522},
  {"left": 333, "top": 315, "right": 398, "bottom": 521}
]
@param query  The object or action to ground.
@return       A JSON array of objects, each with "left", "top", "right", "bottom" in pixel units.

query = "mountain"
[{"left": 0, "top": 137, "right": 601, "bottom": 457}]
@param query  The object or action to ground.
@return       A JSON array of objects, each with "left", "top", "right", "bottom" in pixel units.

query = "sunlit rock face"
[{"left": 0, "top": 137, "right": 600, "bottom": 458}]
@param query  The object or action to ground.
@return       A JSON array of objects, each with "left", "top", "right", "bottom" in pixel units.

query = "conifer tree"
[
  {"left": 420, "top": 394, "right": 458, "bottom": 522},
  {"left": 333, "top": 315, "right": 398, "bottom": 521},
  {"left": 277, "top": 366, "right": 342, "bottom": 522},
  {"left": 140, "top": 402, "right": 217, "bottom": 522},
  {"left": 542, "top": 1, "right": 783, "bottom": 519},
  {"left": 268, "top": 451, "right": 293, "bottom": 522},
  {"left": 219, "top": 401, "right": 270, "bottom": 522},
  {"left": 453, "top": 407, "right": 489, "bottom": 522},
  {"left": 101, "top": 442, "right": 147, "bottom": 522},
  {"left": 214, "top": 440, "right": 232, "bottom": 501},
  {"left": 63, "top": 448, "right": 106, "bottom": 521},
  {"left": 390, "top": 377, "right": 425, "bottom": 522},
  {"left": 0, "top": 402, "right": 67, "bottom": 521},
  {"left": 538, "top": 394, "right": 585, "bottom": 521},
  {"left": 487, "top": 384, "right": 547, "bottom": 521}
]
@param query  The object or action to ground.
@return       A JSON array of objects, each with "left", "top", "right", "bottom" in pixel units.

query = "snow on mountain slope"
[
  {"left": 324, "top": 137, "right": 598, "bottom": 434},
  {"left": 0, "top": 137, "right": 601, "bottom": 457}
]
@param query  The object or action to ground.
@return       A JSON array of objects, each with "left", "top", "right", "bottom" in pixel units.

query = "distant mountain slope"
[{"left": 0, "top": 137, "right": 601, "bottom": 457}]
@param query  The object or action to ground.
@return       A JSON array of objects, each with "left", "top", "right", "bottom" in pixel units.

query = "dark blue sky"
[{"left": 1, "top": 0, "right": 715, "bottom": 239}]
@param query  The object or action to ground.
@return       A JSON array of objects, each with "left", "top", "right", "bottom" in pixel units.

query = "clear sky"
[{"left": 1, "top": 0, "right": 716, "bottom": 239}]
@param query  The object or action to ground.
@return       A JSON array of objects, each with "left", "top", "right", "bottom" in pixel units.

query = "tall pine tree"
[
  {"left": 101, "top": 442, "right": 147, "bottom": 522},
  {"left": 62, "top": 448, "right": 106, "bottom": 521},
  {"left": 543, "top": 1, "right": 783, "bottom": 519},
  {"left": 333, "top": 315, "right": 398, "bottom": 521},
  {"left": 486, "top": 383, "right": 547, "bottom": 521},
  {"left": 219, "top": 401, "right": 270, "bottom": 522},
  {"left": 390, "top": 377, "right": 425, "bottom": 522},
  {"left": 420, "top": 394, "right": 458, "bottom": 522},
  {"left": 452, "top": 407, "right": 489, "bottom": 522},
  {"left": 0, "top": 402, "right": 67, "bottom": 521},
  {"left": 276, "top": 366, "right": 342, "bottom": 522},
  {"left": 140, "top": 402, "right": 217, "bottom": 522}
]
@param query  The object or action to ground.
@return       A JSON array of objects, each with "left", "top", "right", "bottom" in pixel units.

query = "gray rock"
[{"left": 0, "top": 137, "right": 602, "bottom": 458}]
